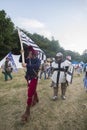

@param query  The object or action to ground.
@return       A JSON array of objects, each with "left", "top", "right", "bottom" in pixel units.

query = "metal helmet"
[{"left": 56, "top": 52, "right": 63, "bottom": 57}]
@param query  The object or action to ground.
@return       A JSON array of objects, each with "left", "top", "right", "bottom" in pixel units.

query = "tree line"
[{"left": 0, "top": 10, "right": 87, "bottom": 63}]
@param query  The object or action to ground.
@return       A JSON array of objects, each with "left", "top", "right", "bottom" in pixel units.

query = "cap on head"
[
  {"left": 56, "top": 52, "right": 63, "bottom": 57},
  {"left": 28, "top": 46, "right": 38, "bottom": 55}
]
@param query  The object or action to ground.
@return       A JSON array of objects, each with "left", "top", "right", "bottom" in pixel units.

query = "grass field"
[{"left": 0, "top": 69, "right": 87, "bottom": 130}]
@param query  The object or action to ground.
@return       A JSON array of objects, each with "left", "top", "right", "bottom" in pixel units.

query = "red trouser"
[{"left": 27, "top": 78, "right": 38, "bottom": 106}]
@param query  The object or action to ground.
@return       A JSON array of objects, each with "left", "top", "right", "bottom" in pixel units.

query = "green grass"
[{"left": 0, "top": 69, "right": 87, "bottom": 130}]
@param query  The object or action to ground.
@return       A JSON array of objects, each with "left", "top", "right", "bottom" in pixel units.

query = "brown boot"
[
  {"left": 32, "top": 96, "right": 39, "bottom": 106},
  {"left": 61, "top": 83, "right": 67, "bottom": 100},
  {"left": 21, "top": 105, "right": 30, "bottom": 122}
]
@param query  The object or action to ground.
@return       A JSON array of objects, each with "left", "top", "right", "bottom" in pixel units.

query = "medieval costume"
[
  {"left": 51, "top": 52, "right": 71, "bottom": 100},
  {"left": 20, "top": 46, "right": 41, "bottom": 122},
  {"left": 4, "top": 57, "right": 13, "bottom": 81}
]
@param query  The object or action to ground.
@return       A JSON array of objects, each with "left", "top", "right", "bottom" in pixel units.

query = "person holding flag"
[{"left": 19, "top": 46, "right": 41, "bottom": 122}]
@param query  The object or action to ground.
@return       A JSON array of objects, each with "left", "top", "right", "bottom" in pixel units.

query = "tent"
[{"left": 72, "top": 61, "right": 79, "bottom": 65}]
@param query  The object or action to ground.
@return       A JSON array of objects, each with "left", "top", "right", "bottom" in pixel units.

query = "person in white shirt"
[{"left": 51, "top": 52, "right": 70, "bottom": 100}]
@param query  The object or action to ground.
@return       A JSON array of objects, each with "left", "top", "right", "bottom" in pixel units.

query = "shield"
[{"left": 66, "top": 64, "right": 74, "bottom": 83}]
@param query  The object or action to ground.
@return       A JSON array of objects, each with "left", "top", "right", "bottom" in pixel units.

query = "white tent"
[
  {"left": 0, "top": 54, "right": 22, "bottom": 68},
  {"left": 12, "top": 54, "right": 22, "bottom": 68},
  {"left": 0, "top": 52, "right": 46, "bottom": 69}
]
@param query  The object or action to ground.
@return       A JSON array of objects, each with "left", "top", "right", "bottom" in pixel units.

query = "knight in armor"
[{"left": 51, "top": 52, "right": 69, "bottom": 100}]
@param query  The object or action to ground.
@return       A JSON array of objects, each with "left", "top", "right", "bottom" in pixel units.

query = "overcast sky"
[{"left": 0, "top": 0, "right": 87, "bottom": 54}]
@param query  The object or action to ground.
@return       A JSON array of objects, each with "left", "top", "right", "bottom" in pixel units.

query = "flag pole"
[{"left": 17, "top": 28, "right": 25, "bottom": 64}]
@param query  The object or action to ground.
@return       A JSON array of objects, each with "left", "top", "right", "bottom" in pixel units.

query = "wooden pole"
[{"left": 17, "top": 28, "right": 25, "bottom": 64}]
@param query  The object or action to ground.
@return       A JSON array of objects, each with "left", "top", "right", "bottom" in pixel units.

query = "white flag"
[
  {"left": 18, "top": 29, "right": 46, "bottom": 61},
  {"left": 18, "top": 30, "right": 44, "bottom": 53}
]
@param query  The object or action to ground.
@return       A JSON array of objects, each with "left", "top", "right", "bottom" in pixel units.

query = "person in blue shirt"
[
  {"left": 83, "top": 71, "right": 87, "bottom": 92},
  {"left": 19, "top": 46, "right": 41, "bottom": 122}
]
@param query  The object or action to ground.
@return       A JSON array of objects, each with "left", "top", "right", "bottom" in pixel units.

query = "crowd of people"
[
  {"left": 18, "top": 48, "right": 75, "bottom": 122},
  {"left": 1, "top": 46, "right": 87, "bottom": 123}
]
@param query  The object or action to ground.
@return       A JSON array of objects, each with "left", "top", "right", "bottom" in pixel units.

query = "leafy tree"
[
  {"left": 81, "top": 49, "right": 87, "bottom": 63},
  {"left": 65, "top": 50, "right": 81, "bottom": 62},
  {"left": 11, "top": 29, "right": 21, "bottom": 54},
  {"left": 0, "top": 10, "right": 14, "bottom": 60},
  {"left": 0, "top": 10, "right": 86, "bottom": 63}
]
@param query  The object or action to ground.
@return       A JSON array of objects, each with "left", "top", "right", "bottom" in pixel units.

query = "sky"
[{"left": 0, "top": 0, "right": 87, "bottom": 54}]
